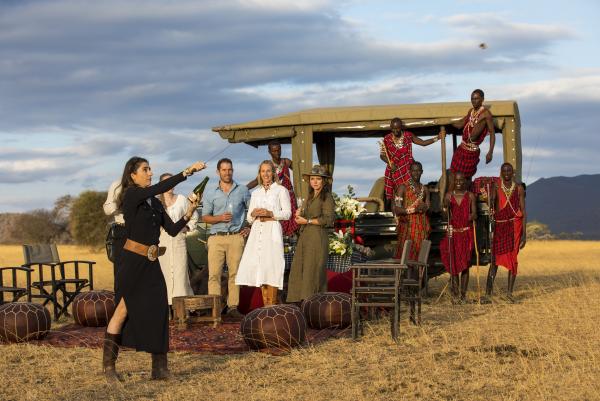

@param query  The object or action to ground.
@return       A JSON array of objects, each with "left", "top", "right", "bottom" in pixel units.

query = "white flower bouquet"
[
  {"left": 328, "top": 230, "right": 354, "bottom": 256},
  {"left": 334, "top": 185, "right": 366, "bottom": 220}
]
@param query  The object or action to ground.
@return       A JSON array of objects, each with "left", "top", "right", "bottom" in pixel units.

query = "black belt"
[{"left": 211, "top": 230, "right": 241, "bottom": 236}]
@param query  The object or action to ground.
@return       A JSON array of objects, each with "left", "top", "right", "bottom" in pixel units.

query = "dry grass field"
[{"left": 1, "top": 241, "right": 599, "bottom": 401}]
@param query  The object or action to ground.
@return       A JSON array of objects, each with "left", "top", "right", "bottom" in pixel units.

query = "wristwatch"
[{"left": 307, "top": 218, "right": 312, "bottom": 225}]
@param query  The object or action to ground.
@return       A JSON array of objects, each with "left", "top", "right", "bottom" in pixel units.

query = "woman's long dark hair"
[
  {"left": 158, "top": 172, "right": 173, "bottom": 208},
  {"left": 307, "top": 176, "right": 331, "bottom": 203},
  {"left": 116, "top": 156, "right": 148, "bottom": 209}
]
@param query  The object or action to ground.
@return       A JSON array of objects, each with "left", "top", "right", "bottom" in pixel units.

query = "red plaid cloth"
[
  {"left": 278, "top": 163, "right": 298, "bottom": 236},
  {"left": 450, "top": 110, "right": 488, "bottom": 179},
  {"left": 450, "top": 145, "right": 480, "bottom": 179},
  {"left": 440, "top": 194, "right": 474, "bottom": 275},
  {"left": 472, "top": 176, "right": 500, "bottom": 201},
  {"left": 394, "top": 185, "right": 430, "bottom": 260},
  {"left": 493, "top": 187, "right": 521, "bottom": 256},
  {"left": 383, "top": 131, "right": 414, "bottom": 200}
]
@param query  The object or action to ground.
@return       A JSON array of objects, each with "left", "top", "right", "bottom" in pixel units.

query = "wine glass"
[{"left": 226, "top": 202, "right": 233, "bottom": 229}]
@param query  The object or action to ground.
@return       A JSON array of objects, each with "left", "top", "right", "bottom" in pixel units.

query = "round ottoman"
[
  {"left": 240, "top": 304, "right": 306, "bottom": 350},
  {"left": 301, "top": 292, "right": 351, "bottom": 329},
  {"left": 72, "top": 290, "right": 116, "bottom": 327},
  {"left": 0, "top": 302, "right": 51, "bottom": 343}
]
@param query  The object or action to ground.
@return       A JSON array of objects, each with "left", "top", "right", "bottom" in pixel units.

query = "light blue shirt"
[{"left": 202, "top": 181, "right": 251, "bottom": 234}]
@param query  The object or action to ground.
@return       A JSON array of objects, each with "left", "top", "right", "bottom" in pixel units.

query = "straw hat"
[{"left": 302, "top": 165, "right": 331, "bottom": 180}]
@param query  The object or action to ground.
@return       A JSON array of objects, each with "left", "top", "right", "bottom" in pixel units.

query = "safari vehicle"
[{"left": 211, "top": 101, "right": 522, "bottom": 280}]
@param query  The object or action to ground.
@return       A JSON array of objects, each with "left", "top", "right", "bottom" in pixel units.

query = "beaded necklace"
[
  {"left": 408, "top": 180, "right": 424, "bottom": 201},
  {"left": 392, "top": 130, "right": 406, "bottom": 148},
  {"left": 273, "top": 160, "right": 284, "bottom": 175},
  {"left": 501, "top": 181, "right": 515, "bottom": 199}
]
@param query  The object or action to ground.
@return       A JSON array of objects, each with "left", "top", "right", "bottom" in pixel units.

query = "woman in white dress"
[
  {"left": 236, "top": 160, "right": 291, "bottom": 306},
  {"left": 158, "top": 173, "right": 199, "bottom": 308}
]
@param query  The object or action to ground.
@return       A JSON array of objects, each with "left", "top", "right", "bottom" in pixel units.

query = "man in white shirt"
[{"left": 103, "top": 180, "right": 125, "bottom": 290}]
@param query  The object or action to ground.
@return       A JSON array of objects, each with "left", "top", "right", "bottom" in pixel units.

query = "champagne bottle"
[{"left": 192, "top": 176, "right": 210, "bottom": 198}]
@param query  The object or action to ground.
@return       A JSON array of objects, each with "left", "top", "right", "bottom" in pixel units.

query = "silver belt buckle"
[{"left": 147, "top": 244, "right": 158, "bottom": 261}]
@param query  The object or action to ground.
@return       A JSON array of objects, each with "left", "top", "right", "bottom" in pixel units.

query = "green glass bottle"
[{"left": 192, "top": 176, "right": 210, "bottom": 198}]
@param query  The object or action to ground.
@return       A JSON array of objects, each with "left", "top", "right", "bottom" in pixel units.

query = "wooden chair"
[
  {"left": 351, "top": 240, "right": 411, "bottom": 342},
  {"left": 0, "top": 266, "right": 33, "bottom": 304},
  {"left": 402, "top": 239, "right": 431, "bottom": 325},
  {"left": 22, "top": 244, "right": 95, "bottom": 320}
]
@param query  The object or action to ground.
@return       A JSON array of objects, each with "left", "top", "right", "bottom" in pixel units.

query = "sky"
[{"left": 1, "top": 0, "right": 599, "bottom": 212}]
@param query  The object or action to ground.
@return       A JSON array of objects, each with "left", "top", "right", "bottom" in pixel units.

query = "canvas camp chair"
[
  {"left": 22, "top": 244, "right": 95, "bottom": 320},
  {"left": 0, "top": 265, "right": 33, "bottom": 304}
]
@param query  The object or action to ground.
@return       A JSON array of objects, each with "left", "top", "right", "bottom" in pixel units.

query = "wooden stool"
[{"left": 172, "top": 295, "right": 221, "bottom": 328}]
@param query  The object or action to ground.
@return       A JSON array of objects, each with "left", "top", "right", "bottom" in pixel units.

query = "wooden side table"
[{"left": 172, "top": 295, "right": 221, "bottom": 328}]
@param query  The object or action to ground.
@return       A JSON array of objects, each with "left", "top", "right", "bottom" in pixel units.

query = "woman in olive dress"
[{"left": 286, "top": 165, "right": 335, "bottom": 303}]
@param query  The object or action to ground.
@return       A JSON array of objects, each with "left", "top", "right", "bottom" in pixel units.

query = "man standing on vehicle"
[
  {"left": 381, "top": 117, "right": 440, "bottom": 202},
  {"left": 202, "top": 158, "right": 251, "bottom": 318},
  {"left": 485, "top": 163, "right": 526, "bottom": 303},
  {"left": 449, "top": 89, "right": 496, "bottom": 190}
]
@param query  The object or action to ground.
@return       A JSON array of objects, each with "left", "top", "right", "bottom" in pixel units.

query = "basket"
[{"left": 326, "top": 254, "right": 352, "bottom": 273}]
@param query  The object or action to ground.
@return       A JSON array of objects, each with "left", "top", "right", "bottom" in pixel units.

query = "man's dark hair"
[
  {"left": 411, "top": 160, "right": 423, "bottom": 170},
  {"left": 472, "top": 89, "right": 485, "bottom": 98},
  {"left": 267, "top": 140, "right": 281, "bottom": 150},
  {"left": 217, "top": 158, "right": 233, "bottom": 170}
]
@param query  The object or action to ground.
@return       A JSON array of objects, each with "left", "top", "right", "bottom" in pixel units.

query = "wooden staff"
[
  {"left": 473, "top": 220, "right": 481, "bottom": 304},
  {"left": 378, "top": 139, "right": 392, "bottom": 168},
  {"left": 439, "top": 126, "right": 448, "bottom": 199}
]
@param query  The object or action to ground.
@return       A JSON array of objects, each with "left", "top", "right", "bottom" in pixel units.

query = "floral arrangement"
[
  {"left": 328, "top": 230, "right": 354, "bottom": 256},
  {"left": 334, "top": 185, "right": 366, "bottom": 220}
]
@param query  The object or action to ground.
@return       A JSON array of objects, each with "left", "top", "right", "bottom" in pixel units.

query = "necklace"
[
  {"left": 392, "top": 131, "right": 405, "bottom": 148},
  {"left": 468, "top": 107, "right": 485, "bottom": 129},
  {"left": 501, "top": 181, "right": 515, "bottom": 199},
  {"left": 408, "top": 180, "right": 424, "bottom": 201},
  {"left": 273, "top": 159, "right": 284, "bottom": 175}
]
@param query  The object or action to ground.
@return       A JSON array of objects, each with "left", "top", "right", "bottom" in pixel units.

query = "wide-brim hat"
[{"left": 302, "top": 164, "right": 331, "bottom": 180}]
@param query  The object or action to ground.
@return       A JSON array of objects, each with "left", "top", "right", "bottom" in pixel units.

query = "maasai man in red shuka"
[
  {"left": 247, "top": 141, "right": 298, "bottom": 236},
  {"left": 381, "top": 117, "right": 441, "bottom": 201},
  {"left": 449, "top": 89, "right": 496, "bottom": 188},
  {"left": 393, "top": 161, "right": 431, "bottom": 261},
  {"left": 485, "top": 163, "right": 526, "bottom": 303},
  {"left": 440, "top": 172, "right": 477, "bottom": 302}
]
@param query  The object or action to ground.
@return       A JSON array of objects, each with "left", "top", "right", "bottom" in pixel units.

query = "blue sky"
[{"left": 1, "top": 0, "right": 599, "bottom": 212}]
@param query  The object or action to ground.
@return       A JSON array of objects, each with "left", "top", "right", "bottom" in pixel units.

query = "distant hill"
[{"left": 526, "top": 174, "right": 600, "bottom": 239}]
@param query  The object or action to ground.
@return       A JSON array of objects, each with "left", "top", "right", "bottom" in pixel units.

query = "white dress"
[
  {"left": 158, "top": 194, "right": 198, "bottom": 305},
  {"left": 236, "top": 182, "right": 291, "bottom": 289}
]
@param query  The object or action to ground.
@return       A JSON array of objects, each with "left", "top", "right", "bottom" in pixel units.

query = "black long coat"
[{"left": 116, "top": 172, "right": 188, "bottom": 353}]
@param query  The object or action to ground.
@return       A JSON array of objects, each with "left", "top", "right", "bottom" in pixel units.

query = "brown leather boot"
[
  {"left": 151, "top": 353, "right": 170, "bottom": 380},
  {"left": 261, "top": 285, "right": 269, "bottom": 306},
  {"left": 102, "top": 332, "right": 121, "bottom": 381},
  {"left": 269, "top": 286, "right": 278, "bottom": 306}
]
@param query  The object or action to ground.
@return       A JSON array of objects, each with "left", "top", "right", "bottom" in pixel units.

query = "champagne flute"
[{"left": 226, "top": 202, "right": 233, "bottom": 229}]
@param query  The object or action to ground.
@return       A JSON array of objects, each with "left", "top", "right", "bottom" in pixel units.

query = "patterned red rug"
[{"left": 21, "top": 319, "right": 350, "bottom": 355}]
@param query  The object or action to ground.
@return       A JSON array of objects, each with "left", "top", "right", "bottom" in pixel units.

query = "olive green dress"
[{"left": 286, "top": 193, "right": 335, "bottom": 302}]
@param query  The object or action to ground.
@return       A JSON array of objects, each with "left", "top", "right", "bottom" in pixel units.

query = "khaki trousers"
[{"left": 207, "top": 234, "right": 244, "bottom": 308}]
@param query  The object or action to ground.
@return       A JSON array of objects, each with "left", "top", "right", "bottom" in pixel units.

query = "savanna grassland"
[{"left": 0, "top": 241, "right": 599, "bottom": 401}]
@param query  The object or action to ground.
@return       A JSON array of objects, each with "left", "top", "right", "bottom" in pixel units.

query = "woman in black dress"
[{"left": 102, "top": 157, "right": 206, "bottom": 380}]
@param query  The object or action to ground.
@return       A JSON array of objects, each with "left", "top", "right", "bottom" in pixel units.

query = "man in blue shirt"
[{"left": 202, "top": 158, "right": 251, "bottom": 318}]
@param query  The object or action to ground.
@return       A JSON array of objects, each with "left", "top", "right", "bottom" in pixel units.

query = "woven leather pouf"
[
  {"left": 240, "top": 304, "right": 306, "bottom": 350},
  {"left": 0, "top": 302, "right": 51, "bottom": 343},
  {"left": 72, "top": 291, "right": 116, "bottom": 327},
  {"left": 301, "top": 292, "right": 351, "bottom": 329}
]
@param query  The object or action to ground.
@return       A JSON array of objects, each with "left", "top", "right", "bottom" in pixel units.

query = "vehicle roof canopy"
[{"left": 212, "top": 101, "right": 521, "bottom": 198}]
